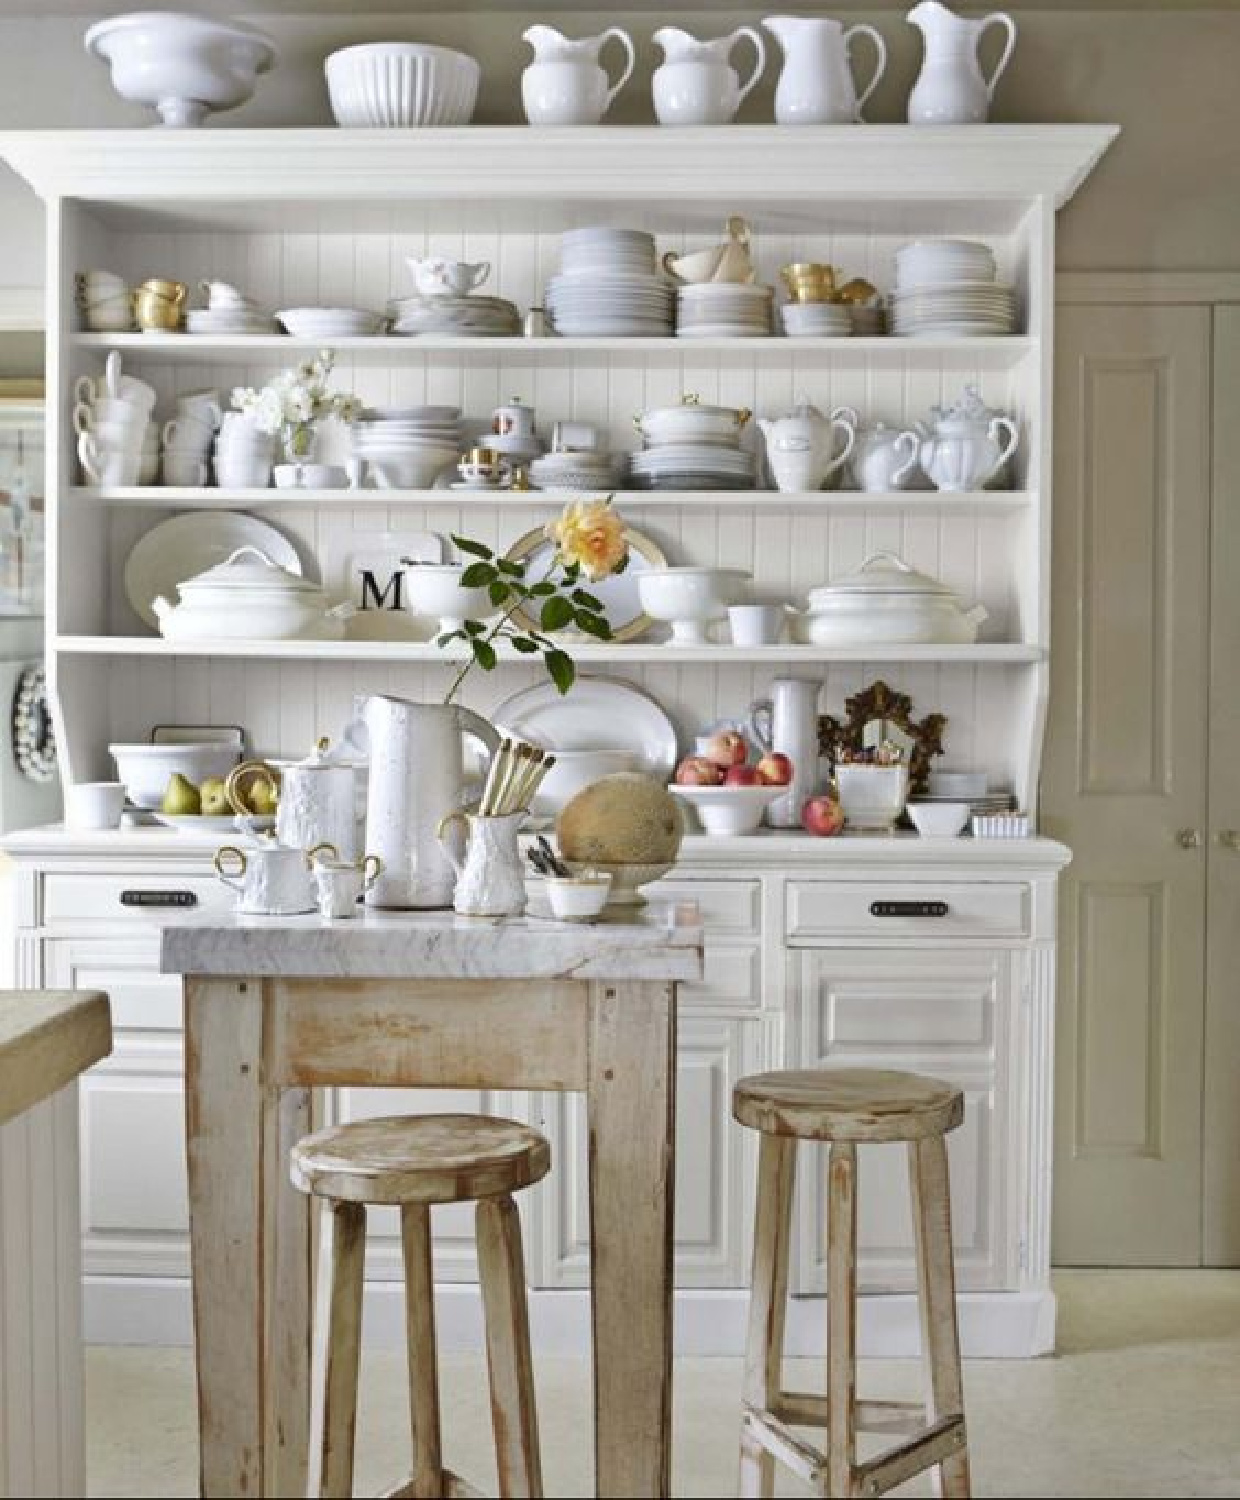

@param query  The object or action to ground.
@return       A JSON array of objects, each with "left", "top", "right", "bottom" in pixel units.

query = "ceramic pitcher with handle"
[
  {"left": 353, "top": 695, "right": 500, "bottom": 909},
  {"left": 436, "top": 809, "right": 527, "bottom": 918},
  {"left": 651, "top": 26, "right": 766, "bottom": 126},
  {"left": 907, "top": 1, "right": 1016, "bottom": 123},
  {"left": 521, "top": 24, "right": 635, "bottom": 126},
  {"left": 762, "top": 15, "right": 887, "bottom": 124},
  {"left": 748, "top": 677, "right": 822, "bottom": 828}
]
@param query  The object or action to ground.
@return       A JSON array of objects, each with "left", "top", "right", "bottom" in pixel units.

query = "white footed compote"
[
  {"left": 404, "top": 563, "right": 493, "bottom": 635},
  {"left": 637, "top": 567, "right": 751, "bottom": 645}
]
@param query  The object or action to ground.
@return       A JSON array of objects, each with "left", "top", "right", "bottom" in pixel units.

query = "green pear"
[
  {"left": 199, "top": 776, "right": 229, "bottom": 817},
  {"left": 161, "top": 772, "right": 201, "bottom": 816}
]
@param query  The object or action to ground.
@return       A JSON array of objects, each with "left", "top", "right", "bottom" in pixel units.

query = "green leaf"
[
  {"left": 545, "top": 649, "right": 575, "bottom": 696},
  {"left": 528, "top": 580, "right": 557, "bottom": 597},
  {"left": 452, "top": 535, "right": 493, "bottom": 560},
  {"left": 561, "top": 561, "right": 581, "bottom": 584},
  {"left": 436, "top": 630, "right": 465, "bottom": 647},
  {"left": 573, "top": 609, "right": 611, "bottom": 640},
  {"left": 571, "top": 588, "right": 603, "bottom": 611},
  {"left": 460, "top": 561, "right": 497, "bottom": 588},
  {"left": 540, "top": 595, "right": 574, "bottom": 632},
  {"left": 471, "top": 638, "right": 497, "bottom": 671},
  {"left": 464, "top": 620, "right": 485, "bottom": 636},
  {"left": 488, "top": 580, "right": 512, "bottom": 607},
  {"left": 613, "top": 553, "right": 629, "bottom": 574},
  {"left": 497, "top": 558, "right": 524, "bottom": 578},
  {"left": 510, "top": 636, "right": 539, "bottom": 654}
]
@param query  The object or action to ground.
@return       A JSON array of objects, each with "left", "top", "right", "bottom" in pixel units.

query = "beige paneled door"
[{"left": 1046, "top": 302, "right": 1213, "bottom": 1264}]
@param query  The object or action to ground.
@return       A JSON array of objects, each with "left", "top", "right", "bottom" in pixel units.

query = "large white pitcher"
[
  {"left": 748, "top": 678, "right": 822, "bottom": 828},
  {"left": 907, "top": 1, "right": 1016, "bottom": 124},
  {"left": 762, "top": 15, "right": 887, "bottom": 124},
  {"left": 354, "top": 696, "right": 500, "bottom": 909}
]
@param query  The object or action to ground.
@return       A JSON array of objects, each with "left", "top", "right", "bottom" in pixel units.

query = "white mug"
[
  {"left": 73, "top": 370, "right": 156, "bottom": 414},
  {"left": 214, "top": 453, "right": 274, "bottom": 489},
  {"left": 162, "top": 416, "right": 215, "bottom": 453},
  {"left": 551, "top": 420, "right": 599, "bottom": 453},
  {"left": 65, "top": 781, "right": 126, "bottom": 830},
  {"left": 73, "top": 398, "right": 147, "bottom": 439},
  {"left": 313, "top": 855, "right": 382, "bottom": 919},
  {"left": 78, "top": 434, "right": 141, "bottom": 487},
  {"left": 162, "top": 454, "right": 210, "bottom": 487},
  {"left": 199, "top": 278, "right": 248, "bottom": 310},
  {"left": 77, "top": 416, "right": 148, "bottom": 453},
  {"left": 728, "top": 603, "right": 787, "bottom": 646}
]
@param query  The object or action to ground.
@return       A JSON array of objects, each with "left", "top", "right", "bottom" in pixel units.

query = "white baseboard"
[{"left": 84, "top": 1278, "right": 1055, "bottom": 1360}]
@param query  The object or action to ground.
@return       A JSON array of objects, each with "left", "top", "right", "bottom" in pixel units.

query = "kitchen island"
[{"left": 159, "top": 901, "right": 702, "bottom": 1500}]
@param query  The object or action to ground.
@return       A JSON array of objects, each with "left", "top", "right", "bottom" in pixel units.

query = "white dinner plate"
[
  {"left": 493, "top": 676, "right": 678, "bottom": 781},
  {"left": 124, "top": 512, "right": 308, "bottom": 628}
]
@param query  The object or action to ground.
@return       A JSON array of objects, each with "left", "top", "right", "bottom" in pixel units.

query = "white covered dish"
[
  {"left": 634, "top": 396, "right": 751, "bottom": 448},
  {"left": 152, "top": 546, "right": 352, "bottom": 642},
  {"left": 802, "top": 551, "right": 987, "bottom": 646}
]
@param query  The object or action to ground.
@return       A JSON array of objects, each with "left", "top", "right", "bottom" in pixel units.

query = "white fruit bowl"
[
  {"left": 670, "top": 783, "right": 783, "bottom": 836},
  {"left": 324, "top": 43, "right": 480, "bottom": 128},
  {"left": 85, "top": 12, "right": 277, "bottom": 129},
  {"left": 637, "top": 567, "right": 751, "bottom": 645},
  {"left": 109, "top": 740, "right": 242, "bottom": 810}
]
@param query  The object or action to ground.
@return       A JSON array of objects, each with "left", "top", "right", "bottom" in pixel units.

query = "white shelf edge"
[{"left": 53, "top": 636, "right": 1046, "bottom": 666}]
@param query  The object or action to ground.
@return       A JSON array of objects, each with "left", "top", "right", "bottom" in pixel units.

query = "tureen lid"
[
  {"left": 178, "top": 546, "right": 316, "bottom": 595},
  {"left": 641, "top": 393, "right": 750, "bottom": 423},
  {"left": 809, "top": 551, "right": 957, "bottom": 601}
]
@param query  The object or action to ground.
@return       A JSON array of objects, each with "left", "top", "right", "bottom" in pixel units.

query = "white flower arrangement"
[{"left": 231, "top": 350, "right": 361, "bottom": 460}]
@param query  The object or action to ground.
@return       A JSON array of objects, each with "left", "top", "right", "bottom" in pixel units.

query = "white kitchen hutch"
[{"left": 0, "top": 124, "right": 1114, "bottom": 1359}]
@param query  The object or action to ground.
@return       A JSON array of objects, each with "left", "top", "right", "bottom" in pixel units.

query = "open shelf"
[{"left": 54, "top": 636, "right": 1045, "bottom": 666}]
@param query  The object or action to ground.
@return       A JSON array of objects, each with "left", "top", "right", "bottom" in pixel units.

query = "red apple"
[
  {"left": 756, "top": 752, "right": 794, "bottom": 786},
  {"left": 724, "top": 764, "right": 762, "bottom": 787},
  {"left": 703, "top": 730, "right": 748, "bottom": 769},
  {"left": 801, "top": 795, "right": 845, "bottom": 837},
  {"left": 675, "top": 755, "right": 724, "bottom": 786}
]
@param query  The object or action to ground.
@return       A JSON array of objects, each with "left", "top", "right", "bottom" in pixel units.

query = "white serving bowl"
[
  {"left": 85, "top": 12, "right": 277, "bottom": 129},
  {"left": 530, "top": 749, "right": 637, "bottom": 816},
  {"left": 362, "top": 448, "right": 459, "bottom": 489},
  {"left": 109, "top": 740, "right": 243, "bottom": 810},
  {"left": 834, "top": 763, "right": 909, "bottom": 830},
  {"left": 670, "top": 782, "right": 783, "bottom": 836},
  {"left": 637, "top": 567, "right": 751, "bottom": 645},
  {"left": 403, "top": 563, "right": 491, "bottom": 632},
  {"left": 907, "top": 800, "right": 970, "bottom": 839},
  {"left": 324, "top": 43, "right": 480, "bottom": 128},
  {"left": 544, "top": 873, "right": 613, "bottom": 922}
]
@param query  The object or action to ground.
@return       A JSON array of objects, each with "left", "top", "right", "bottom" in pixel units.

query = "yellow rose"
[{"left": 546, "top": 498, "right": 628, "bottom": 581}]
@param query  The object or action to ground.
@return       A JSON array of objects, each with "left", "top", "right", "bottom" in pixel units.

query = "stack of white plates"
[
  {"left": 676, "top": 282, "right": 773, "bottom": 339},
  {"left": 630, "top": 444, "right": 756, "bottom": 491},
  {"left": 891, "top": 238, "right": 1016, "bottom": 337},
  {"left": 547, "top": 227, "right": 674, "bottom": 337},
  {"left": 186, "top": 305, "right": 276, "bottom": 335},
  {"left": 780, "top": 301, "right": 854, "bottom": 338},
  {"left": 276, "top": 306, "right": 386, "bottom": 338},
  {"left": 528, "top": 450, "right": 624, "bottom": 494},
  {"left": 388, "top": 294, "right": 520, "bottom": 338},
  {"left": 350, "top": 405, "right": 463, "bottom": 488}
]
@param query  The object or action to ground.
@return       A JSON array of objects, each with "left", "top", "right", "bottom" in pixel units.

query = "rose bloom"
[{"left": 547, "top": 499, "right": 628, "bottom": 581}]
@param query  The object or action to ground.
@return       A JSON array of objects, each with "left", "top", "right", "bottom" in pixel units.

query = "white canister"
[{"left": 274, "top": 738, "right": 362, "bottom": 861}]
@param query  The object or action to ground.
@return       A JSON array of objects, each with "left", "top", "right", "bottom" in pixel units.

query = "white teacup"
[
  {"left": 162, "top": 454, "right": 210, "bottom": 487},
  {"left": 728, "top": 604, "right": 787, "bottom": 646},
  {"left": 73, "top": 372, "right": 156, "bottom": 414},
  {"left": 65, "top": 780, "right": 127, "bottom": 831},
  {"left": 199, "top": 278, "right": 248, "bottom": 310},
  {"left": 80, "top": 295, "right": 135, "bottom": 333},
  {"left": 162, "top": 416, "right": 215, "bottom": 453},
  {"left": 73, "top": 398, "right": 148, "bottom": 438},
  {"left": 313, "top": 854, "right": 382, "bottom": 919},
  {"left": 78, "top": 434, "right": 142, "bottom": 487},
  {"left": 77, "top": 268, "right": 128, "bottom": 302}
]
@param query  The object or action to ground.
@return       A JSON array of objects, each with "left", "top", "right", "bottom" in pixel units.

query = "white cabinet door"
[{"left": 789, "top": 948, "right": 1017, "bottom": 1294}]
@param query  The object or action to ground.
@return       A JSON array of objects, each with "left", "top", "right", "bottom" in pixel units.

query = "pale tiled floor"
[{"left": 86, "top": 1271, "right": 1240, "bottom": 1497}]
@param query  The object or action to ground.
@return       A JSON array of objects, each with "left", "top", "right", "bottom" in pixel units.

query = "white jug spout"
[
  {"left": 761, "top": 16, "right": 800, "bottom": 48},
  {"left": 757, "top": 417, "right": 775, "bottom": 438},
  {"left": 907, "top": 0, "right": 954, "bottom": 32},
  {"left": 653, "top": 26, "right": 696, "bottom": 58},
  {"left": 523, "top": 24, "right": 567, "bottom": 56},
  {"left": 151, "top": 595, "right": 173, "bottom": 620}
]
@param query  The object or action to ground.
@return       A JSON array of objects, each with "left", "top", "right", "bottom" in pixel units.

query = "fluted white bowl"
[{"left": 324, "top": 43, "right": 480, "bottom": 128}]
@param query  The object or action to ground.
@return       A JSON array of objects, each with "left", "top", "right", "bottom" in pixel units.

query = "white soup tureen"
[
  {"left": 803, "top": 551, "right": 987, "bottom": 646},
  {"left": 153, "top": 546, "right": 353, "bottom": 642}
]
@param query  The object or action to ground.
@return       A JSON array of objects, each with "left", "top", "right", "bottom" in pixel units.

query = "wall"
[{"left": 0, "top": 6, "right": 1236, "bottom": 285}]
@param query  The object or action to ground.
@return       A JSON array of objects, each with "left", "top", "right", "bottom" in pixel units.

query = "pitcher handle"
[
  {"left": 825, "top": 414, "right": 858, "bottom": 476},
  {"left": 600, "top": 27, "right": 636, "bottom": 110},
  {"left": 307, "top": 841, "right": 339, "bottom": 868},
  {"left": 892, "top": 429, "right": 921, "bottom": 488},
  {"left": 748, "top": 699, "right": 774, "bottom": 755},
  {"left": 986, "top": 415, "right": 1020, "bottom": 479},
  {"left": 212, "top": 845, "right": 247, "bottom": 894},
  {"left": 728, "top": 26, "right": 766, "bottom": 106},
  {"left": 454, "top": 706, "right": 501, "bottom": 786},
  {"left": 435, "top": 809, "right": 469, "bottom": 877},
  {"left": 360, "top": 854, "right": 383, "bottom": 892},
  {"left": 979, "top": 13, "right": 1017, "bottom": 100},
  {"left": 843, "top": 23, "right": 887, "bottom": 121}
]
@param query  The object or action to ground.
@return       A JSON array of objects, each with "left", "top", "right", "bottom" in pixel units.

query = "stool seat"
[
  {"left": 291, "top": 1113, "right": 551, "bottom": 1206},
  {"left": 733, "top": 1066, "right": 964, "bottom": 1143}
]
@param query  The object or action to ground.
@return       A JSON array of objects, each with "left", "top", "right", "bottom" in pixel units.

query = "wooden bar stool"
[
  {"left": 291, "top": 1113, "right": 550, "bottom": 1500},
  {"left": 733, "top": 1067, "right": 971, "bottom": 1499}
]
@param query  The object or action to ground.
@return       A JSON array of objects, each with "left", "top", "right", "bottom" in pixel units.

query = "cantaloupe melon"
[{"left": 555, "top": 772, "right": 683, "bottom": 865}]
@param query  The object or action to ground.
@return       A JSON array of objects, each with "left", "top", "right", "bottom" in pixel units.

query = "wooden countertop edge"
[{"left": 0, "top": 991, "right": 113, "bottom": 1128}]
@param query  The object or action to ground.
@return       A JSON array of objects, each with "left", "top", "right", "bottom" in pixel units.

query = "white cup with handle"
[
  {"left": 176, "top": 388, "right": 223, "bottom": 428},
  {"left": 162, "top": 453, "right": 210, "bottom": 487},
  {"left": 78, "top": 433, "right": 141, "bottom": 487},
  {"left": 162, "top": 416, "right": 215, "bottom": 455}
]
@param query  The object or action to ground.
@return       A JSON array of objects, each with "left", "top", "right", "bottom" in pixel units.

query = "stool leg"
[
  {"left": 308, "top": 1201, "right": 366, "bottom": 1499},
  {"left": 909, "top": 1136, "right": 971, "bottom": 1499},
  {"left": 826, "top": 1141, "right": 858, "bottom": 1499},
  {"left": 477, "top": 1195, "right": 543, "bottom": 1499},
  {"left": 738, "top": 1133, "right": 796, "bottom": 1499},
  {"left": 401, "top": 1204, "right": 445, "bottom": 1499}
]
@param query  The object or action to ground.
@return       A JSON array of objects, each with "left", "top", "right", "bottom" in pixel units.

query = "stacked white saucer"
[
  {"left": 891, "top": 239, "right": 1016, "bottom": 337},
  {"left": 630, "top": 417, "right": 756, "bottom": 492},
  {"left": 780, "top": 301, "right": 854, "bottom": 338},
  {"left": 350, "top": 405, "right": 463, "bottom": 489},
  {"left": 546, "top": 228, "right": 674, "bottom": 337},
  {"left": 528, "top": 450, "right": 623, "bottom": 494},
  {"left": 188, "top": 278, "right": 275, "bottom": 335},
  {"left": 388, "top": 294, "right": 521, "bottom": 337},
  {"left": 676, "top": 282, "right": 773, "bottom": 339}
]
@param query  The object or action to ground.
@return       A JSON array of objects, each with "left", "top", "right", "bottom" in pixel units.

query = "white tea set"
[{"left": 74, "top": 352, "right": 157, "bottom": 488}]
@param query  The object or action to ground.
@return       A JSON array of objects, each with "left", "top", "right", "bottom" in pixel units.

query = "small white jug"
[
  {"left": 652, "top": 26, "right": 766, "bottom": 127},
  {"left": 312, "top": 852, "right": 382, "bottom": 920},
  {"left": 907, "top": 1, "right": 1016, "bottom": 124},
  {"left": 437, "top": 810, "right": 527, "bottom": 919},
  {"left": 521, "top": 24, "right": 635, "bottom": 126}
]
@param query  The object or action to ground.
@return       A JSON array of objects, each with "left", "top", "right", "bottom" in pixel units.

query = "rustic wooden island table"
[{"left": 160, "top": 903, "right": 703, "bottom": 1499}]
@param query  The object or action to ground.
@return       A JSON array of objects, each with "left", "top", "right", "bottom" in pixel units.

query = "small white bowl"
[
  {"left": 670, "top": 782, "right": 782, "bottom": 836},
  {"left": 545, "top": 873, "right": 613, "bottom": 922},
  {"left": 907, "top": 801, "right": 970, "bottom": 839}
]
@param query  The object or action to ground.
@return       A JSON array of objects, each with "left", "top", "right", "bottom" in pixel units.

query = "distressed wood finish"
[
  {"left": 0, "top": 990, "right": 111, "bottom": 1128},
  {"left": 308, "top": 1203, "right": 367, "bottom": 1500},
  {"left": 733, "top": 1067, "right": 971, "bottom": 1498},
  {"left": 477, "top": 1196, "right": 544, "bottom": 1499},
  {"left": 400, "top": 1205, "right": 444, "bottom": 1500}
]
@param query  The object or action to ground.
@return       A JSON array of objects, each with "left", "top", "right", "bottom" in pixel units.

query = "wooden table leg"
[{"left": 586, "top": 980, "right": 677, "bottom": 1499}]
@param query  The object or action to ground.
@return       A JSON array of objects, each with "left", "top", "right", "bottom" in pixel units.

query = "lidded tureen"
[
  {"left": 802, "top": 551, "right": 987, "bottom": 646},
  {"left": 152, "top": 546, "right": 353, "bottom": 642}
]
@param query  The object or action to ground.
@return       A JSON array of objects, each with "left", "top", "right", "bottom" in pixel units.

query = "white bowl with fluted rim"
[
  {"left": 637, "top": 567, "right": 751, "bottom": 645},
  {"left": 324, "top": 43, "right": 480, "bottom": 128}
]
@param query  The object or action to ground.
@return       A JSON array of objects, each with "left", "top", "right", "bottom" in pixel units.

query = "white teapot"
[
  {"left": 758, "top": 398, "right": 858, "bottom": 493},
  {"left": 652, "top": 26, "right": 766, "bottom": 127},
  {"left": 406, "top": 256, "right": 491, "bottom": 298},
  {"left": 521, "top": 24, "right": 635, "bottom": 127},
  {"left": 851, "top": 422, "right": 921, "bottom": 492},
  {"left": 213, "top": 832, "right": 335, "bottom": 917},
  {"left": 916, "top": 385, "right": 1019, "bottom": 491}
]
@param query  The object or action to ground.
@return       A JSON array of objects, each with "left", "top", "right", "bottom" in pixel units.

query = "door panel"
[{"left": 1047, "top": 303, "right": 1212, "bottom": 1264}]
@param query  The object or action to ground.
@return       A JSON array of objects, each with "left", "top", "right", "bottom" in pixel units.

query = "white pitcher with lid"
[
  {"left": 762, "top": 15, "right": 887, "bottom": 124},
  {"left": 652, "top": 26, "right": 766, "bottom": 126},
  {"left": 907, "top": 1, "right": 1016, "bottom": 124},
  {"left": 521, "top": 24, "right": 636, "bottom": 126}
]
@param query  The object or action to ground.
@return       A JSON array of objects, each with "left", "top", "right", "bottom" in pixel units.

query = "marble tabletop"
[{"left": 159, "top": 901, "right": 704, "bottom": 982}]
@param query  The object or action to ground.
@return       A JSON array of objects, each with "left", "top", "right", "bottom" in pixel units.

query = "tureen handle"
[
  {"left": 223, "top": 545, "right": 278, "bottom": 569},
  {"left": 859, "top": 551, "right": 913, "bottom": 573}
]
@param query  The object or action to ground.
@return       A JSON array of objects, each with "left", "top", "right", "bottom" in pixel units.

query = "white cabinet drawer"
[
  {"left": 786, "top": 881, "right": 1029, "bottom": 941},
  {"left": 41, "top": 872, "right": 230, "bottom": 928},
  {"left": 643, "top": 878, "right": 761, "bottom": 936},
  {"left": 683, "top": 942, "right": 762, "bottom": 1011}
]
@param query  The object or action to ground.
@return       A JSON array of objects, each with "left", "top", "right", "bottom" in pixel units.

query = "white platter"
[
  {"left": 155, "top": 813, "right": 276, "bottom": 834},
  {"left": 502, "top": 523, "right": 666, "bottom": 642},
  {"left": 493, "top": 676, "right": 678, "bottom": 782},
  {"left": 124, "top": 512, "right": 307, "bottom": 628}
]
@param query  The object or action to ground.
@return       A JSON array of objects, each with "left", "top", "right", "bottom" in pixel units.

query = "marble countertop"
[{"left": 159, "top": 902, "right": 704, "bottom": 982}]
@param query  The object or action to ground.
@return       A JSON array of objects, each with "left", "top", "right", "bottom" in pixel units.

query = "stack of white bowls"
[
  {"left": 528, "top": 450, "right": 624, "bottom": 494},
  {"left": 890, "top": 239, "right": 1016, "bottom": 337},
  {"left": 676, "top": 282, "right": 774, "bottom": 338},
  {"left": 74, "top": 367, "right": 156, "bottom": 488},
  {"left": 350, "top": 405, "right": 463, "bottom": 489},
  {"left": 76, "top": 269, "right": 133, "bottom": 333},
  {"left": 214, "top": 412, "right": 277, "bottom": 490},
  {"left": 546, "top": 228, "right": 674, "bottom": 337},
  {"left": 388, "top": 294, "right": 521, "bottom": 338},
  {"left": 780, "top": 300, "right": 854, "bottom": 338},
  {"left": 161, "top": 389, "right": 223, "bottom": 488}
]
